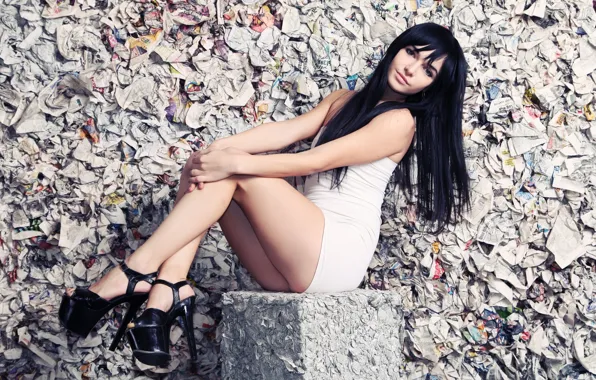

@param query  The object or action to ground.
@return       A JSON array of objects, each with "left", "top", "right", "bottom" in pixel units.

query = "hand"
[{"left": 186, "top": 147, "right": 247, "bottom": 192}]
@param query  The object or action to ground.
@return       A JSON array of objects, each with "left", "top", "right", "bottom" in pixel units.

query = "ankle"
[
  {"left": 156, "top": 270, "right": 187, "bottom": 284},
  {"left": 125, "top": 256, "right": 160, "bottom": 275},
  {"left": 157, "top": 276, "right": 188, "bottom": 284}
]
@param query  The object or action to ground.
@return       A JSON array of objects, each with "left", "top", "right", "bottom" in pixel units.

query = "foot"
[
  {"left": 65, "top": 261, "right": 154, "bottom": 301},
  {"left": 144, "top": 280, "right": 195, "bottom": 312}
]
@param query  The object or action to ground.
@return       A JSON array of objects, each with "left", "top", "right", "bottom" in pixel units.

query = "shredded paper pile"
[{"left": 1, "top": 0, "right": 596, "bottom": 378}]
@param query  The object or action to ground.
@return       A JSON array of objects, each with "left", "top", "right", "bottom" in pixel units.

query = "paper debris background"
[{"left": 1, "top": 0, "right": 596, "bottom": 378}]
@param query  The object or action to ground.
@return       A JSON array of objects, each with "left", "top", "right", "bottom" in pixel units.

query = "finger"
[
  {"left": 192, "top": 151, "right": 206, "bottom": 164},
  {"left": 190, "top": 169, "right": 203, "bottom": 177},
  {"left": 198, "top": 182, "right": 205, "bottom": 190},
  {"left": 188, "top": 183, "right": 196, "bottom": 192}
]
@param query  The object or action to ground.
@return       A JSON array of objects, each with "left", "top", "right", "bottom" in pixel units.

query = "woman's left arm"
[
  {"left": 235, "top": 152, "right": 319, "bottom": 178},
  {"left": 188, "top": 109, "right": 415, "bottom": 188},
  {"left": 236, "top": 109, "right": 415, "bottom": 177}
]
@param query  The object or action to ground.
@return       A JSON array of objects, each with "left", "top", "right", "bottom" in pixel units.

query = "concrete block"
[{"left": 220, "top": 290, "right": 403, "bottom": 380}]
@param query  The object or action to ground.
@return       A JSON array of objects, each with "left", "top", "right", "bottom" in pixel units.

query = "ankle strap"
[
  {"left": 153, "top": 279, "right": 189, "bottom": 306},
  {"left": 120, "top": 261, "right": 158, "bottom": 296}
]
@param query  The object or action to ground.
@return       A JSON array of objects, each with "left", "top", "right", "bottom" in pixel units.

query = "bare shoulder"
[
  {"left": 367, "top": 108, "right": 415, "bottom": 161},
  {"left": 396, "top": 108, "right": 415, "bottom": 133},
  {"left": 371, "top": 108, "right": 415, "bottom": 133}
]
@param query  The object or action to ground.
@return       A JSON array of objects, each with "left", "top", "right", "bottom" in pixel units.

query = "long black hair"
[{"left": 315, "top": 22, "right": 471, "bottom": 234}]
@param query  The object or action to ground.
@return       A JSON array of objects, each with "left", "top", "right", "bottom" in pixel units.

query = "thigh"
[
  {"left": 219, "top": 200, "right": 290, "bottom": 292},
  {"left": 233, "top": 176, "right": 325, "bottom": 293}
]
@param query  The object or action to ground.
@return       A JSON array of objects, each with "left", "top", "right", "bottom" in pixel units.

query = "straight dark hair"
[{"left": 314, "top": 22, "right": 471, "bottom": 234}]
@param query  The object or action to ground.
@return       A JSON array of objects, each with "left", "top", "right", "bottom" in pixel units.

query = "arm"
[
  {"left": 235, "top": 109, "right": 415, "bottom": 178},
  {"left": 210, "top": 89, "right": 352, "bottom": 154}
]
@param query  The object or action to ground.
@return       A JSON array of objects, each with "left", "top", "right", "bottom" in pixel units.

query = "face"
[{"left": 387, "top": 45, "right": 445, "bottom": 97}]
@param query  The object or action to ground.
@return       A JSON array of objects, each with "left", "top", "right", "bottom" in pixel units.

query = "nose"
[
  {"left": 404, "top": 60, "right": 422, "bottom": 76},
  {"left": 404, "top": 63, "right": 419, "bottom": 76}
]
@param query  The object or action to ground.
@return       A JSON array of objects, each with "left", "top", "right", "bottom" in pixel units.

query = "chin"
[{"left": 387, "top": 80, "right": 402, "bottom": 93}]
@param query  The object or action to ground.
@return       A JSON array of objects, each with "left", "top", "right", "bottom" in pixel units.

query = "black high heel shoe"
[
  {"left": 59, "top": 261, "right": 158, "bottom": 351},
  {"left": 126, "top": 279, "right": 197, "bottom": 369}
]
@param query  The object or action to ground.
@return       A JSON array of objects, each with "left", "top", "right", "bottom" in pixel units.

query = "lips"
[{"left": 396, "top": 71, "right": 408, "bottom": 85}]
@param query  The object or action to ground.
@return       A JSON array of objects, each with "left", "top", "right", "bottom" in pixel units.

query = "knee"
[
  {"left": 233, "top": 175, "right": 254, "bottom": 188},
  {"left": 231, "top": 175, "right": 257, "bottom": 200}
]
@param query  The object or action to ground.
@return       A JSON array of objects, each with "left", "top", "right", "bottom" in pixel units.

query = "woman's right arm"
[{"left": 209, "top": 89, "right": 350, "bottom": 154}]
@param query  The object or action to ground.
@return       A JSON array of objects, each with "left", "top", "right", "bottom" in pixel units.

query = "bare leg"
[
  {"left": 148, "top": 153, "right": 297, "bottom": 309},
  {"left": 70, "top": 166, "right": 323, "bottom": 302},
  {"left": 77, "top": 161, "right": 203, "bottom": 302},
  {"left": 125, "top": 178, "right": 237, "bottom": 272},
  {"left": 230, "top": 176, "right": 324, "bottom": 292},
  {"left": 139, "top": 174, "right": 325, "bottom": 293},
  {"left": 218, "top": 200, "right": 290, "bottom": 292},
  {"left": 144, "top": 167, "right": 203, "bottom": 311},
  {"left": 69, "top": 162, "right": 289, "bottom": 306},
  {"left": 67, "top": 174, "right": 236, "bottom": 301}
]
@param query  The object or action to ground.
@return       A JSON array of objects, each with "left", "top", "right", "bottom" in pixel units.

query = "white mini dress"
[{"left": 302, "top": 126, "right": 398, "bottom": 293}]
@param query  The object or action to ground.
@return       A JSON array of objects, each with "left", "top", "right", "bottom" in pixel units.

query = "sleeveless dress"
[{"left": 302, "top": 126, "right": 398, "bottom": 292}]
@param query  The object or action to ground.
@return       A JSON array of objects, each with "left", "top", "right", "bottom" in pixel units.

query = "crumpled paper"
[{"left": 1, "top": 0, "right": 596, "bottom": 378}]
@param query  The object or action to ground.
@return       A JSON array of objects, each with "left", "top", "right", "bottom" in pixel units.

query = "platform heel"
[
  {"left": 126, "top": 279, "right": 197, "bottom": 369},
  {"left": 58, "top": 261, "right": 157, "bottom": 350}
]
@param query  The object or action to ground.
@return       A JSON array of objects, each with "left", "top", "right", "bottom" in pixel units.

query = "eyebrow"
[{"left": 412, "top": 47, "right": 439, "bottom": 75}]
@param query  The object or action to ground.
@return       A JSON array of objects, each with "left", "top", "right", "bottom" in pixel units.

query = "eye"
[
  {"left": 425, "top": 67, "right": 433, "bottom": 77},
  {"left": 405, "top": 47, "right": 414, "bottom": 56}
]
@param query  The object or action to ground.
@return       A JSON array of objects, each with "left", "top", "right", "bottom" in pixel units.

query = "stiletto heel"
[
  {"left": 177, "top": 296, "right": 198, "bottom": 371},
  {"left": 109, "top": 294, "right": 147, "bottom": 351},
  {"left": 59, "top": 261, "right": 157, "bottom": 350},
  {"left": 126, "top": 279, "right": 197, "bottom": 368}
]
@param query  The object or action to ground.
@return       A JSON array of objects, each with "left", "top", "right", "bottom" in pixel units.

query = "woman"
[{"left": 59, "top": 22, "right": 471, "bottom": 369}]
